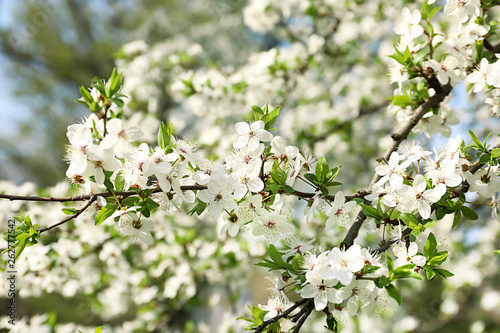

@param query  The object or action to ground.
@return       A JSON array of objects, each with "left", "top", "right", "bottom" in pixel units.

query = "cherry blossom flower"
[
  {"left": 428, "top": 55, "right": 462, "bottom": 85},
  {"left": 219, "top": 209, "right": 251, "bottom": 237},
  {"left": 99, "top": 118, "right": 143, "bottom": 157},
  {"left": 399, "top": 174, "right": 446, "bottom": 219},
  {"left": 252, "top": 212, "right": 294, "bottom": 244},
  {"left": 398, "top": 141, "right": 431, "bottom": 163},
  {"left": 233, "top": 120, "right": 273, "bottom": 151},
  {"left": 467, "top": 58, "right": 497, "bottom": 93},
  {"left": 258, "top": 295, "right": 294, "bottom": 321},
  {"left": 393, "top": 242, "right": 426, "bottom": 268},
  {"left": 444, "top": 0, "right": 481, "bottom": 23},
  {"left": 375, "top": 152, "right": 410, "bottom": 190},
  {"left": 337, "top": 279, "right": 371, "bottom": 316},
  {"left": 325, "top": 191, "right": 357, "bottom": 228},
  {"left": 300, "top": 273, "right": 343, "bottom": 311},
  {"left": 394, "top": 8, "right": 423, "bottom": 43},
  {"left": 121, "top": 217, "right": 155, "bottom": 245},
  {"left": 466, "top": 168, "right": 500, "bottom": 198},
  {"left": 282, "top": 235, "right": 315, "bottom": 259},
  {"left": 318, "top": 244, "right": 365, "bottom": 286},
  {"left": 197, "top": 174, "right": 238, "bottom": 219},
  {"left": 270, "top": 136, "right": 299, "bottom": 163}
]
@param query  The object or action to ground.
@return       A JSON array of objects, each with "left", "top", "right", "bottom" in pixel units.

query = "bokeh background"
[{"left": 1, "top": 0, "right": 500, "bottom": 332}]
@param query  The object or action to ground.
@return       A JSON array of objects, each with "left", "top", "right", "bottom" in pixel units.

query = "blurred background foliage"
[
  {"left": 0, "top": 0, "right": 251, "bottom": 187},
  {"left": 0, "top": 1, "right": 500, "bottom": 333}
]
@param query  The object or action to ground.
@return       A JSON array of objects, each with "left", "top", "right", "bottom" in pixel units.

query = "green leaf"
[
  {"left": 326, "top": 314, "right": 339, "bottom": 332},
  {"left": 375, "top": 275, "right": 391, "bottom": 288},
  {"left": 493, "top": 250, "right": 500, "bottom": 255},
  {"left": 94, "top": 327, "right": 105, "bottom": 333},
  {"left": 315, "top": 157, "right": 329, "bottom": 183},
  {"left": 393, "top": 264, "right": 416, "bottom": 279},
  {"left": 187, "top": 201, "right": 207, "bottom": 216},
  {"left": 433, "top": 268, "right": 454, "bottom": 279},
  {"left": 400, "top": 213, "right": 420, "bottom": 229},
  {"left": 428, "top": 251, "right": 448, "bottom": 266},
  {"left": 360, "top": 204, "right": 381, "bottom": 219},
  {"left": 363, "top": 265, "right": 381, "bottom": 275},
  {"left": 104, "top": 179, "right": 114, "bottom": 190},
  {"left": 304, "top": 173, "right": 318, "bottom": 184},
  {"left": 435, "top": 205, "right": 447, "bottom": 220},
  {"left": 251, "top": 106, "right": 264, "bottom": 120},
  {"left": 491, "top": 148, "right": 500, "bottom": 159},
  {"left": 385, "top": 284, "right": 402, "bottom": 305},
  {"left": 391, "top": 95, "right": 413, "bottom": 107},
  {"left": 452, "top": 210, "right": 462, "bottom": 229},
  {"left": 143, "top": 197, "right": 160, "bottom": 211},
  {"left": 386, "top": 252, "right": 394, "bottom": 273},
  {"left": 262, "top": 106, "right": 280, "bottom": 130},
  {"left": 429, "top": 6, "right": 442, "bottom": 19},
  {"left": 62, "top": 208, "right": 80, "bottom": 215},
  {"left": 469, "top": 130, "right": 483, "bottom": 150},
  {"left": 158, "top": 122, "right": 174, "bottom": 150},
  {"left": 122, "top": 196, "right": 140, "bottom": 207},
  {"left": 115, "top": 172, "right": 126, "bottom": 191},
  {"left": 95, "top": 205, "right": 117, "bottom": 225},
  {"left": 424, "top": 233, "right": 437, "bottom": 260},
  {"left": 423, "top": 266, "right": 436, "bottom": 280},
  {"left": 479, "top": 153, "right": 490, "bottom": 164},
  {"left": 291, "top": 254, "right": 303, "bottom": 273},
  {"left": 79, "top": 86, "right": 93, "bottom": 104},
  {"left": 461, "top": 206, "right": 478, "bottom": 220}
]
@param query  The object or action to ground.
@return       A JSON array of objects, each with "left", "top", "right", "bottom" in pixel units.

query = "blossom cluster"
[{"left": 3, "top": 1, "right": 500, "bottom": 332}]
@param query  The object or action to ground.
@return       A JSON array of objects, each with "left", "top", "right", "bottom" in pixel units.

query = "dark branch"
[
  {"left": 38, "top": 197, "right": 97, "bottom": 234},
  {"left": 340, "top": 82, "right": 453, "bottom": 250},
  {"left": 291, "top": 299, "right": 315, "bottom": 333},
  {"left": 253, "top": 299, "right": 308, "bottom": 333}
]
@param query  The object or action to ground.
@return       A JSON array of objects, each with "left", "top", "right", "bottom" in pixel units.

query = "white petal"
[
  {"left": 138, "top": 231, "right": 154, "bottom": 245},
  {"left": 233, "top": 136, "right": 249, "bottom": 149},
  {"left": 314, "top": 293, "right": 328, "bottom": 311},
  {"left": 235, "top": 122, "right": 250, "bottom": 135},
  {"left": 300, "top": 284, "right": 317, "bottom": 299},
  {"left": 347, "top": 297, "right": 359, "bottom": 316},
  {"left": 408, "top": 242, "right": 419, "bottom": 257}
]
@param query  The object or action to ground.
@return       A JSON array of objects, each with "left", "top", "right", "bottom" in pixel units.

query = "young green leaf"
[{"left": 385, "top": 284, "right": 402, "bottom": 305}]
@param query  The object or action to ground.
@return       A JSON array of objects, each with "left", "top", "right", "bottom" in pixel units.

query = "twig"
[
  {"left": 38, "top": 197, "right": 97, "bottom": 233},
  {"left": 0, "top": 186, "right": 207, "bottom": 203},
  {"left": 340, "top": 82, "right": 453, "bottom": 250},
  {"left": 253, "top": 299, "right": 308, "bottom": 333},
  {"left": 292, "top": 299, "right": 315, "bottom": 333}
]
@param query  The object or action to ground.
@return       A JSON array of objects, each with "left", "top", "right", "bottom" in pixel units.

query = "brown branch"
[
  {"left": 38, "top": 197, "right": 97, "bottom": 234},
  {"left": 0, "top": 185, "right": 208, "bottom": 202},
  {"left": 0, "top": 185, "right": 370, "bottom": 205},
  {"left": 253, "top": 299, "right": 308, "bottom": 333},
  {"left": 484, "top": 39, "right": 500, "bottom": 54},
  {"left": 340, "top": 82, "right": 453, "bottom": 250},
  {"left": 370, "top": 142, "right": 500, "bottom": 254},
  {"left": 291, "top": 299, "right": 315, "bottom": 333}
]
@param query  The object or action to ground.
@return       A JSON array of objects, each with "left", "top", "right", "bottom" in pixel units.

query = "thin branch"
[
  {"left": 292, "top": 299, "right": 315, "bottom": 333},
  {"left": 310, "top": 102, "right": 388, "bottom": 143},
  {"left": 0, "top": 185, "right": 370, "bottom": 205},
  {"left": 371, "top": 227, "right": 412, "bottom": 254},
  {"left": 370, "top": 141, "right": 500, "bottom": 255},
  {"left": 484, "top": 39, "right": 500, "bottom": 54},
  {"left": 253, "top": 299, "right": 308, "bottom": 333},
  {"left": 38, "top": 197, "right": 97, "bottom": 234},
  {"left": 369, "top": 82, "right": 453, "bottom": 189},
  {"left": 0, "top": 185, "right": 208, "bottom": 202},
  {"left": 340, "top": 82, "right": 453, "bottom": 250}
]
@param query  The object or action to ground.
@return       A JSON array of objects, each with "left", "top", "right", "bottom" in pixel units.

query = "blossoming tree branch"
[{"left": 2, "top": 1, "right": 500, "bottom": 332}]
